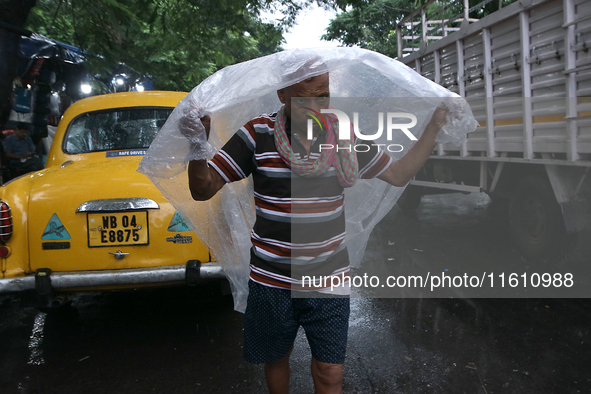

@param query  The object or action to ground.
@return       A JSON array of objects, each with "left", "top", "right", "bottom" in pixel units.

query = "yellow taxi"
[{"left": 0, "top": 91, "right": 223, "bottom": 302}]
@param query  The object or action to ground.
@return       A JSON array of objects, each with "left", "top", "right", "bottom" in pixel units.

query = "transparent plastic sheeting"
[{"left": 138, "top": 47, "right": 478, "bottom": 312}]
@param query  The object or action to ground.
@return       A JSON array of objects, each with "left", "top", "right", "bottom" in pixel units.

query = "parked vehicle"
[
  {"left": 0, "top": 91, "right": 224, "bottom": 304},
  {"left": 396, "top": 0, "right": 591, "bottom": 258}
]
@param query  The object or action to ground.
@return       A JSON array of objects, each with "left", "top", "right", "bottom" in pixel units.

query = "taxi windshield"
[{"left": 64, "top": 107, "right": 173, "bottom": 154}]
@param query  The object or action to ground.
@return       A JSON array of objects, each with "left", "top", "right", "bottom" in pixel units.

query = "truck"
[{"left": 395, "top": 0, "right": 591, "bottom": 258}]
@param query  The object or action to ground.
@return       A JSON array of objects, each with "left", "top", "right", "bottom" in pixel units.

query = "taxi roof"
[{"left": 64, "top": 91, "right": 188, "bottom": 115}]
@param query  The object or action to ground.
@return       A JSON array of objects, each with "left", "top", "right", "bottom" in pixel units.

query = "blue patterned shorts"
[{"left": 243, "top": 280, "right": 350, "bottom": 364}]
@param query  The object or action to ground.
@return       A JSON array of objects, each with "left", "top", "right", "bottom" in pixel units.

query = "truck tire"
[
  {"left": 397, "top": 186, "right": 422, "bottom": 211},
  {"left": 509, "top": 176, "right": 567, "bottom": 259}
]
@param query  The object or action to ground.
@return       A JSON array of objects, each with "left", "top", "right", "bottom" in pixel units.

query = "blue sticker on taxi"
[
  {"left": 42, "top": 213, "right": 71, "bottom": 240},
  {"left": 167, "top": 211, "right": 191, "bottom": 232},
  {"left": 106, "top": 150, "right": 148, "bottom": 157}
]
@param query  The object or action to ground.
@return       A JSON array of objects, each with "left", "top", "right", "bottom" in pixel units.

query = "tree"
[
  {"left": 323, "top": 0, "right": 517, "bottom": 59},
  {"left": 25, "top": 0, "right": 355, "bottom": 91},
  {"left": 323, "top": 0, "right": 417, "bottom": 58},
  {"left": 0, "top": 0, "right": 347, "bottom": 130},
  {"left": 26, "top": 0, "right": 286, "bottom": 91}
]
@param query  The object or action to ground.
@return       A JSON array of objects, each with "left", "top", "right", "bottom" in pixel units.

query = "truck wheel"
[
  {"left": 397, "top": 186, "right": 422, "bottom": 211},
  {"left": 509, "top": 176, "right": 567, "bottom": 259}
]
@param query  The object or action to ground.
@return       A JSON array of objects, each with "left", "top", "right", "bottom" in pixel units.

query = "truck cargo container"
[{"left": 396, "top": 0, "right": 591, "bottom": 258}]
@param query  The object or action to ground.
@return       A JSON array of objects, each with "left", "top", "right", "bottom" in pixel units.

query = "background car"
[{"left": 0, "top": 91, "right": 224, "bottom": 306}]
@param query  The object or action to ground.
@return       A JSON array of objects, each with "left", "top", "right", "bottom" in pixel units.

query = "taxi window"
[{"left": 64, "top": 107, "right": 173, "bottom": 154}]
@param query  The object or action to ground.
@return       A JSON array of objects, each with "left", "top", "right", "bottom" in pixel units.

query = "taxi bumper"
[{"left": 0, "top": 262, "right": 225, "bottom": 294}]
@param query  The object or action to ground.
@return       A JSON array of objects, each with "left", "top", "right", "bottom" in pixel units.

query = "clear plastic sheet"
[{"left": 138, "top": 47, "right": 478, "bottom": 312}]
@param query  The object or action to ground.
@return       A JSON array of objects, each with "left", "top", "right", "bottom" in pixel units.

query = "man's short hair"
[{"left": 16, "top": 122, "right": 29, "bottom": 131}]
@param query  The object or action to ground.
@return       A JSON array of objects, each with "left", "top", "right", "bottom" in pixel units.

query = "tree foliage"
[
  {"left": 26, "top": 0, "right": 291, "bottom": 91},
  {"left": 323, "top": 0, "right": 418, "bottom": 58},
  {"left": 323, "top": 0, "right": 518, "bottom": 59},
  {"left": 1, "top": 0, "right": 348, "bottom": 129},
  {"left": 25, "top": 0, "right": 352, "bottom": 91}
]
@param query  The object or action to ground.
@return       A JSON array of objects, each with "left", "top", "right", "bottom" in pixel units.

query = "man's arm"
[
  {"left": 4, "top": 151, "right": 24, "bottom": 160},
  {"left": 188, "top": 159, "right": 226, "bottom": 201},
  {"left": 182, "top": 114, "right": 227, "bottom": 201},
  {"left": 378, "top": 107, "right": 447, "bottom": 187}
]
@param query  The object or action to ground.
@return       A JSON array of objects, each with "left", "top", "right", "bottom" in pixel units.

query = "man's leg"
[
  {"left": 298, "top": 296, "right": 350, "bottom": 394},
  {"left": 264, "top": 344, "right": 294, "bottom": 394},
  {"left": 311, "top": 358, "right": 343, "bottom": 394},
  {"left": 243, "top": 280, "right": 299, "bottom": 392}
]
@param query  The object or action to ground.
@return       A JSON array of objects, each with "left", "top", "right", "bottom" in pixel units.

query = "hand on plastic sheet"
[
  {"left": 427, "top": 107, "right": 449, "bottom": 134},
  {"left": 177, "top": 97, "right": 216, "bottom": 161},
  {"left": 179, "top": 105, "right": 210, "bottom": 142},
  {"left": 435, "top": 95, "right": 479, "bottom": 146}
]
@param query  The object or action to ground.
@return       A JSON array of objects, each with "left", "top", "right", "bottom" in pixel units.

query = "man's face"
[
  {"left": 277, "top": 73, "right": 330, "bottom": 130},
  {"left": 15, "top": 128, "right": 28, "bottom": 140}
]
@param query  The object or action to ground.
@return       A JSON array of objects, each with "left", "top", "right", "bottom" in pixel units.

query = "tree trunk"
[{"left": 0, "top": 0, "right": 37, "bottom": 130}]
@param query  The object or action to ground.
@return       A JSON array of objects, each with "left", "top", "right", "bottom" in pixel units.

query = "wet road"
[{"left": 1, "top": 193, "right": 590, "bottom": 393}]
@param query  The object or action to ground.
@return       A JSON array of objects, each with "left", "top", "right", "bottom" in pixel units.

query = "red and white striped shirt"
[{"left": 210, "top": 113, "right": 392, "bottom": 290}]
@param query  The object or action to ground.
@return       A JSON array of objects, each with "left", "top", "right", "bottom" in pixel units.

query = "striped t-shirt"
[{"left": 210, "top": 112, "right": 392, "bottom": 290}]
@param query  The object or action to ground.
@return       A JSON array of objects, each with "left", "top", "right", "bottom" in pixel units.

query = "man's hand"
[
  {"left": 424, "top": 107, "right": 448, "bottom": 135},
  {"left": 179, "top": 105, "right": 211, "bottom": 142},
  {"left": 179, "top": 99, "right": 224, "bottom": 201},
  {"left": 378, "top": 106, "right": 449, "bottom": 187}
]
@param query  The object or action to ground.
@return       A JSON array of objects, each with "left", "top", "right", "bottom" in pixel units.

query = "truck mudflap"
[
  {"left": 561, "top": 200, "right": 591, "bottom": 233},
  {"left": 0, "top": 262, "right": 225, "bottom": 294},
  {"left": 545, "top": 164, "right": 591, "bottom": 233}
]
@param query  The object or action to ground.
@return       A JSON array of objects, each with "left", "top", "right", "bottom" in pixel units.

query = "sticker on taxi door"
[
  {"left": 87, "top": 212, "right": 149, "bottom": 247},
  {"left": 42, "top": 214, "right": 71, "bottom": 240},
  {"left": 167, "top": 211, "right": 191, "bottom": 232}
]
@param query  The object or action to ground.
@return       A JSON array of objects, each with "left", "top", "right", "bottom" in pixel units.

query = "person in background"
[{"left": 3, "top": 122, "right": 43, "bottom": 175}]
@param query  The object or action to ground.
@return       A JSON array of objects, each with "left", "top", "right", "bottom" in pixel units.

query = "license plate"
[{"left": 87, "top": 212, "right": 149, "bottom": 247}]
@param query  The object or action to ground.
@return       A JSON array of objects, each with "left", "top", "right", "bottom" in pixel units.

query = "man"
[
  {"left": 3, "top": 122, "right": 43, "bottom": 175},
  {"left": 184, "top": 71, "right": 447, "bottom": 394}
]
